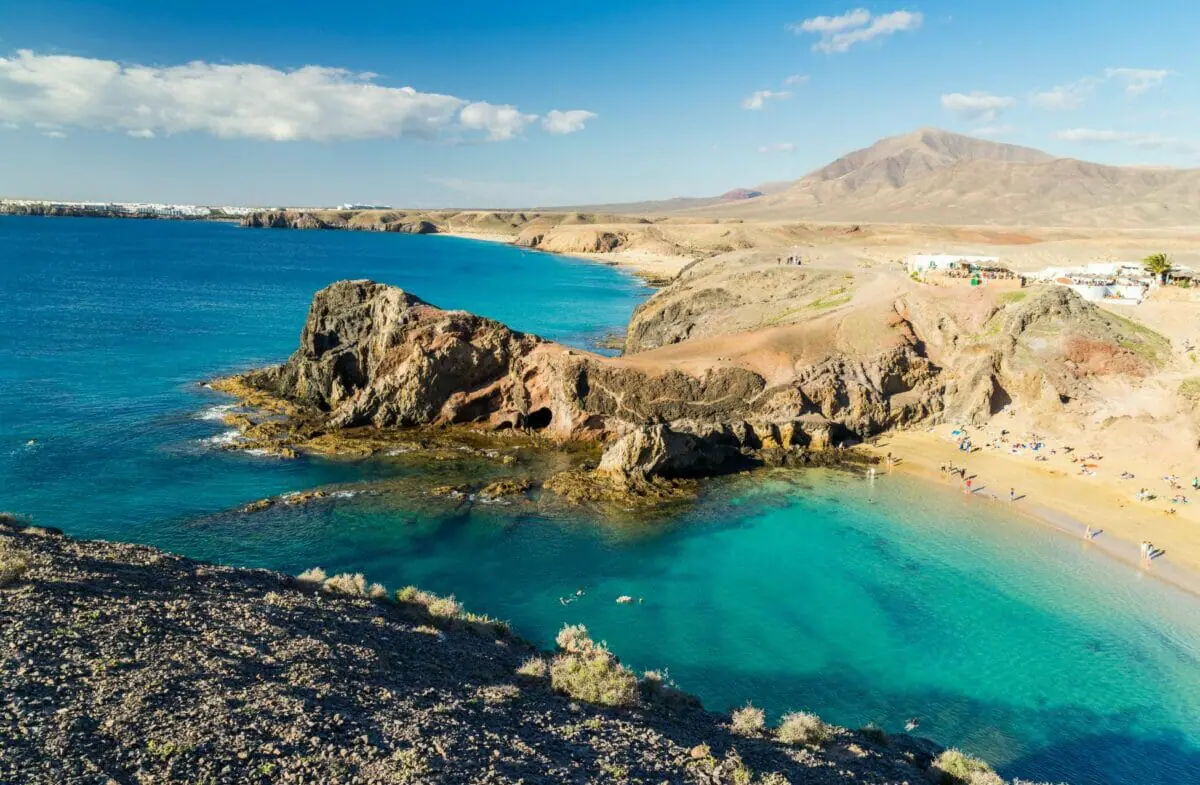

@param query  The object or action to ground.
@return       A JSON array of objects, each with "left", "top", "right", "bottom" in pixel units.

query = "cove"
[{"left": 2, "top": 216, "right": 1198, "bottom": 785}]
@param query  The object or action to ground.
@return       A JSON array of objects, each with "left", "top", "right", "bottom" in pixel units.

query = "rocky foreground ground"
[{"left": 0, "top": 517, "right": 1036, "bottom": 785}]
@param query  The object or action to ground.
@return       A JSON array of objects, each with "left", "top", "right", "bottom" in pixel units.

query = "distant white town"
[{"left": 0, "top": 199, "right": 393, "bottom": 217}]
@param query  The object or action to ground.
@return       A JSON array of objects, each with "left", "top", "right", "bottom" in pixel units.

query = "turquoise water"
[{"left": 2, "top": 217, "right": 1198, "bottom": 784}]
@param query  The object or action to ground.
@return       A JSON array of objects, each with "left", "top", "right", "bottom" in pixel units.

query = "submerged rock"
[{"left": 478, "top": 478, "right": 533, "bottom": 499}]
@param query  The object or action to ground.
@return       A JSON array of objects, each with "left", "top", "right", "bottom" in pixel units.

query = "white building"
[
  {"left": 1027, "top": 262, "right": 1155, "bottom": 305},
  {"left": 907, "top": 253, "right": 1001, "bottom": 276}
]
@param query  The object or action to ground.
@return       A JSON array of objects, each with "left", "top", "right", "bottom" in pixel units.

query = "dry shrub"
[
  {"left": 930, "top": 749, "right": 1004, "bottom": 785},
  {"left": 0, "top": 544, "right": 29, "bottom": 588},
  {"left": 395, "top": 585, "right": 462, "bottom": 617},
  {"left": 639, "top": 670, "right": 701, "bottom": 710},
  {"left": 730, "top": 703, "right": 766, "bottom": 737},
  {"left": 858, "top": 723, "right": 890, "bottom": 746},
  {"left": 425, "top": 593, "right": 463, "bottom": 618},
  {"left": 296, "top": 566, "right": 327, "bottom": 586},
  {"left": 549, "top": 625, "right": 638, "bottom": 707},
  {"left": 516, "top": 656, "right": 548, "bottom": 678},
  {"left": 777, "top": 711, "right": 831, "bottom": 746},
  {"left": 322, "top": 572, "right": 387, "bottom": 599},
  {"left": 556, "top": 623, "right": 596, "bottom": 654}
]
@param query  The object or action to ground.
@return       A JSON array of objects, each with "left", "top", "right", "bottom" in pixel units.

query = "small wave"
[
  {"left": 330, "top": 490, "right": 360, "bottom": 499},
  {"left": 205, "top": 430, "right": 243, "bottom": 448},
  {"left": 196, "top": 403, "right": 237, "bottom": 422}
]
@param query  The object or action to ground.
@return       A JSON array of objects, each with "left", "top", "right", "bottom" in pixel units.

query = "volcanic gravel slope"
[{"left": 1, "top": 518, "right": 968, "bottom": 785}]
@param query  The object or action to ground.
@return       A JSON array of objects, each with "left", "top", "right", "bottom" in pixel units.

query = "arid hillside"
[{"left": 642, "top": 129, "right": 1200, "bottom": 229}]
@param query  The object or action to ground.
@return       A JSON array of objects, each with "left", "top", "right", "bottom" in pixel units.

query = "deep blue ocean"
[{"left": 2, "top": 216, "right": 1198, "bottom": 785}]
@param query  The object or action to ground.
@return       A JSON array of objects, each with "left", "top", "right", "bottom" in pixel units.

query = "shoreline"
[
  {"left": 436, "top": 230, "right": 692, "bottom": 285},
  {"left": 867, "top": 429, "right": 1200, "bottom": 597}
]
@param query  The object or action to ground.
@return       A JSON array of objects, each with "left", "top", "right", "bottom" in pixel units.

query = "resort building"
[
  {"left": 1027, "top": 262, "right": 1156, "bottom": 306},
  {"left": 906, "top": 254, "right": 1023, "bottom": 289}
]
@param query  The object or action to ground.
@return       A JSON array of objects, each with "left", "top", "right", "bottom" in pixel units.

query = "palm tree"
[{"left": 1143, "top": 252, "right": 1173, "bottom": 284}]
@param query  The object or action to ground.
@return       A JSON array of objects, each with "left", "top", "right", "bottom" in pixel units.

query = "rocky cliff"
[
  {"left": 219, "top": 268, "right": 1165, "bottom": 498},
  {"left": 624, "top": 254, "right": 1170, "bottom": 434},
  {"left": 220, "top": 281, "right": 937, "bottom": 491}
]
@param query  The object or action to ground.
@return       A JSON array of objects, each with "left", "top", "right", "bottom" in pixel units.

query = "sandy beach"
[
  {"left": 869, "top": 427, "right": 1200, "bottom": 593},
  {"left": 437, "top": 230, "right": 692, "bottom": 284}
]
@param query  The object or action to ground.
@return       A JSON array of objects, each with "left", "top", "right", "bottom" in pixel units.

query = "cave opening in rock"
[{"left": 525, "top": 408, "right": 553, "bottom": 430}]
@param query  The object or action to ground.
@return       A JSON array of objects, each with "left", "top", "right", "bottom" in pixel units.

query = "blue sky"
[{"left": 0, "top": 1, "right": 1194, "bottom": 206}]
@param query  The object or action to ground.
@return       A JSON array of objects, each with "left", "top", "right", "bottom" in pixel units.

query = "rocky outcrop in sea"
[
  {"left": 219, "top": 281, "right": 921, "bottom": 494},
  {"left": 212, "top": 267, "right": 1166, "bottom": 506}
]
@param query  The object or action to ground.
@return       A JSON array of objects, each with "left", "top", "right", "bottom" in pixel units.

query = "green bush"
[{"left": 776, "top": 711, "right": 831, "bottom": 745}]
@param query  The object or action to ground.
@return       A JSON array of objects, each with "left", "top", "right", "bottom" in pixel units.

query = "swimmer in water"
[{"left": 904, "top": 718, "right": 920, "bottom": 732}]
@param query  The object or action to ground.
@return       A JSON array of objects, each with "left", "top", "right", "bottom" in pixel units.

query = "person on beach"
[
  {"left": 1009, "top": 488, "right": 1015, "bottom": 503},
  {"left": 1084, "top": 524, "right": 1093, "bottom": 540}
]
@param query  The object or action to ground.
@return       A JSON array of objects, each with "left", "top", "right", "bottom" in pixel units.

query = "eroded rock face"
[
  {"left": 230, "top": 277, "right": 1165, "bottom": 493},
  {"left": 224, "top": 280, "right": 955, "bottom": 487},
  {"left": 242, "top": 281, "right": 555, "bottom": 431}
]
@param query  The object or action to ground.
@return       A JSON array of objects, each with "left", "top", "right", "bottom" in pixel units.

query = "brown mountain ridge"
[{"left": 618, "top": 128, "right": 1200, "bottom": 228}]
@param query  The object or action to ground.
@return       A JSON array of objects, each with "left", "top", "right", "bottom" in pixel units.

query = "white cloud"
[
  {"left": 1030, "top": 77, "right": 1100, "bottom": 110},
  {"left": 542, "top": 109, "right": 596, "bottom": 135},
  {"left": 790, "top": 9, "right": 923, "bottom": 54},
  {"left": 459, "top": 101, "right": 538, "bottom": 141},
  {"left": 1056, "top": 127, "right": 1197, "bottom": 153},
  {"left": 757, "top": 142, "right": 795, "bottom": 154},
  {"left": 940, "top": 91, "right": 1016, "bottom": 123},
  {"left": 790, "top": 8, "right": 871, "bottom": 34},
  {"left": 741, "top": 89, "right": 791, "bottom": 110},
  {"left": 783, "top": 73, "right": 810, "bottom": 86},
  {"left": 0, "top": 49, "right": 584, "bottom": 143},
  {"left": 971, "top": 124, "right": 1016, "bottom": 138},
  {"left": 1104, "top": 67, "right": 1173, "bottom": 96},
  {"left": 127, "top": 128, "right": 155, "bottom": 139},
  {"left": 0, "top": 121, "right": 17, "bottom": 130},
  {"left": 42, "top": 130, "right": 66, "bottom": 138}
]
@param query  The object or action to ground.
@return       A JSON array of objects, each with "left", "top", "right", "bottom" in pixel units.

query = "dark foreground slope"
[{"left": 0, "top": 519, "right": 1030, "bottom": 785}]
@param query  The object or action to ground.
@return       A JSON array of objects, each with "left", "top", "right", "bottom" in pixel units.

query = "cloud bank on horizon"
[{"left": 0, "top": 49, "right": 596, "bottom": 142}]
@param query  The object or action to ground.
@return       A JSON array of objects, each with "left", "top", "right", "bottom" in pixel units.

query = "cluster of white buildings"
[
  {"left": 907, "top": 253, "right": 1194, "bottom": 306},
  {"left": 1024, "top": 262, "right": 1158, "bottom": 306},
  {"left": 0, "top": 199, "right": 260, "bottom": 217},
  {"left": 906, "top": 254, "right": 1023, "bottom": 288}
]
